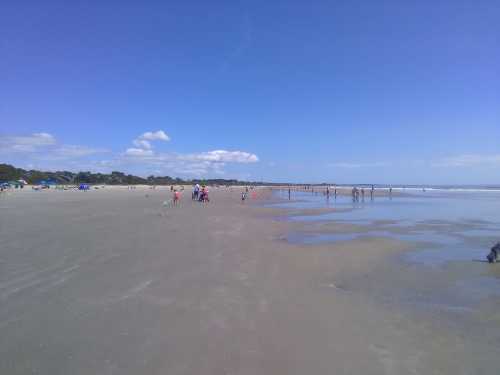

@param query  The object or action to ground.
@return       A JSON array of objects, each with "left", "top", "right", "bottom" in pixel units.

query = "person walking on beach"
[
  {"left": 371, "top": 185, "right": 374, "bottom": 200},
  {"left": 192, "top": 184, "right": 200, "bottom": 200},
  {"left": 203, "top": 186, "right": 210, "bottom": 203},
  {"left": 361, "top": 188, "right": 365, "bottom": 201},
  {"left": 288, "top": 187, "right": 291, "bottom": 200},
  {"left": 241, "top": 191, "right": 247, "bottom": 203}
]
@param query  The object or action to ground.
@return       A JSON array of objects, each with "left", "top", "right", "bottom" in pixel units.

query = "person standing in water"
[{"left": 288, "top": 187, "right": 291, "bottom": 200}]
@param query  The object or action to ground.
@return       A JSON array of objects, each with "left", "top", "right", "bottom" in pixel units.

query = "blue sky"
[{"left": 1, "top": 1, "right": 499, "bottom": 184}]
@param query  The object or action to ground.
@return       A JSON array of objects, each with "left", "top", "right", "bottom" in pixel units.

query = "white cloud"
[
  {"left": 432, "top": 154, "right": 500, "bottom": 168},
  {"left": 174, "top": 162, "right": 212, "bottom": 177},
  {"left": 0, "top": 132, "right": 106, "bottom": 161},
  {"left": 130, "top": 130, "right": 170, "bottom": 153},
  {"left": 119, "top": 149, "right": 259, "bottom": 177},
  {"left": 180, "top": 150, "right": 259, "bottom": 163},
  {"left": 125, "top": 148, "right": 155, "bottom": 157},
  {"left": 53, "top": 145, "right": 108, "bottom": 158},
  {"left": 138, "top": 130, "right": 170, "bottom": 142},
  {"left": 132, "top": 139, "right": 152, "bottom": 149},
  {"left": 122, "top": 149, "right": 259, "bottom": 165},
  {"left": 0, "top": 132, "right": 56, "bottom": 152},
  {"left": 2, "top": 131, "right": 258, "bottom": 178},
  {"left": 329, "top": 161, "right": 390, "bottom": 168}
]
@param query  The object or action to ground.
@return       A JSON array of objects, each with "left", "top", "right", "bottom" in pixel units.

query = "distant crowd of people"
[
  {"left": 350, "top": 186, "right": 369, "bottom": 202},
  {"left": 240, "top": 186, "right": 258, "bottom": 203},
  {"left": 162, "top": 184, "right": 268, "bottom": 208},
  {"left": 279, "top": 184, "right": 399, "bottom": 202},
  {"left": 349, "top": 185, "right": 391, "bottom": 202}
]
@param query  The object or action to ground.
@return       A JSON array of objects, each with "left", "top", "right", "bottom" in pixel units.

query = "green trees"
[
  {"left": 0, "top": 164, "right": 24, "bottom": 181},
  {"left": 0, "top": 163, "right": 263, "bottom": 186}
]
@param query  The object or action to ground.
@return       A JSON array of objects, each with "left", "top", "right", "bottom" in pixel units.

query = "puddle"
[
  {"left": 288, "top": 228, "right": 491, "bottom": 266},
  {"left": 405, "top": 244, "right": 487, "bottom": 266},
  {"left": 288, "top": 232, "right": 360, "bottom": 245},
  {"left": 287, "top": 230, "right": 462, "bottom": 246},
  {"left": 461, "top": 228, "right": 500, "bottom": 238}
]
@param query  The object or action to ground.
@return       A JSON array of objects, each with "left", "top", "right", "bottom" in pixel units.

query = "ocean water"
[
  {"left": 275, "top": 190, "right": 500, "bottom": 224},
  {"left": 271, "top": 189, "right": 500, "bottom": 265}
]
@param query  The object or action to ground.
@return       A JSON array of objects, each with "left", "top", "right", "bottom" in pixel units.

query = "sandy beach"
[{"left": 1, "top": 186, "right": 500, "bottom": 374}]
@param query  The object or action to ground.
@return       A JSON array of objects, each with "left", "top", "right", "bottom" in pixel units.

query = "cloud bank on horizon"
[
  {"left": 0, "top": 131, "right": 260, "bottom": 178},
  {"left": 2, "top": 131, "right": 500, "bottom": 183}
]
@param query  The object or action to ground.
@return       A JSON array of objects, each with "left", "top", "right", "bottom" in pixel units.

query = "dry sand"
[{"left": 0, "top": 186, "right": 499, "bottom": 374}]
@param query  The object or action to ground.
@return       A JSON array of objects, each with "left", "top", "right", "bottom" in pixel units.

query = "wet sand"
[{"left": 1, "top": 187, "right": 499, "bottom": 374}]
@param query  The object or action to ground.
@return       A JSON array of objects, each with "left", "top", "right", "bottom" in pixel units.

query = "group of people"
[
  {"left": 191, "top": 184, "right": 210, "bottom": 203},
  {"left": 241, "top": 186, "right": 255, "bottom": 202},
  {"left": 350, "top": 185, "right": 394, "bottom": 202},
  {"left": 351, "top": 185, "right": 378, "bottom": 202},
  {"left": 324, "top": 185, "right": 379, "bottom": 201},
  {"left": 325, "top": 186, "right": 337, "bottom": 199},
  {"left": 351, "top": 187, "right": 365, "bottom": 202},
  {"left": 162, "top": 184, "right": 210, "bottom": 207}
]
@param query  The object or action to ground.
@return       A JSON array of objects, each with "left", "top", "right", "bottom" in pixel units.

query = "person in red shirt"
[{"left": 173, "top": 189, "right": 181, "bottom": 206}]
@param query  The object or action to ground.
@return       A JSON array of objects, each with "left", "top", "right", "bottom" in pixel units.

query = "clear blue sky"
[{"left": 1, "top": 1, "right": 499, "bottom": 184}]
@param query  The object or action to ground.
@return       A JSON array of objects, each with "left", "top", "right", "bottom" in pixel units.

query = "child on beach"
[
  {"left": 198, "top": 186, "right": 209, "bottom": 202},
  {"left": 173, "top": 189, "right": 180, "bottom": 206},
  {"left": 203, "top": 187, "right": 209, "bottom": 202}
]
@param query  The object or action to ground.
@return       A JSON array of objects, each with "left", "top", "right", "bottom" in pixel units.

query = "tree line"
[{"left": 0, "top": 163, "right": 265, "bottom": 186}]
